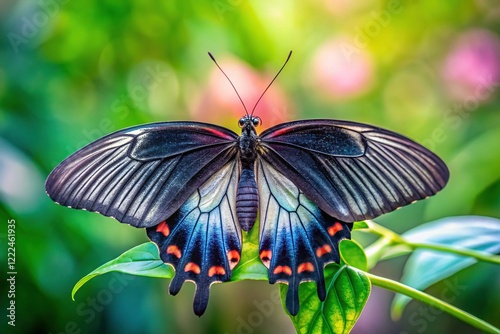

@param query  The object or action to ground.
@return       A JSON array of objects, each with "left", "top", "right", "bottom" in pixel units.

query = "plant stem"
[
  {"left": 407, "top": 242, "right": 500, "bottom": 264},
  {"left": 363, "top": 271, "right": 500, "bottom": 334},
  {"left": 364, "top": 220, "right": 500, "bottom": 264},
  {"left": 365, "top": 220, "right": 405, "bottom": 242},
  {"left": 363, "top": 237, "right": 395, "bottom": 269}
]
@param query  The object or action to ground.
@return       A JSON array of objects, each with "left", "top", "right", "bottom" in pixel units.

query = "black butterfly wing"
[
  {"left": 258, "top": 119, "right": 449, "bottom": 223},
  {"left": 256, "top": 158, "right": 352, "bottom": 316},
  {"left": 147, "top": 160, "right": 241, "bottom": 316},
  {"left": 45, "top": 122, "right": 239, "bottom": 228}
]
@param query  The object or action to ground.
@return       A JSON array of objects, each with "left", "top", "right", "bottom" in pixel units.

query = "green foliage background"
[{"left": 1, "top": 1, "right": 499, "bottom": 333}]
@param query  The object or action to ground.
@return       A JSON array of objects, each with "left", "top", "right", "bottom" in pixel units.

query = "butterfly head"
[{"left": 238, "top": 115, "right": 261, "bottom": 133}]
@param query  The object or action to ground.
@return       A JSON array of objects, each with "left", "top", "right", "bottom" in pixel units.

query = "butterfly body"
[
  {"left": 235, "top": 116, "right": 260, "bottom": 231},
  {"left": 46, "top": 117, "right": 448, "bottom": 316}
]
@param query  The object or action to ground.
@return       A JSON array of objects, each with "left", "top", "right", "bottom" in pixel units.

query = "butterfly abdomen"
[{"left": 236, "top": 163, "right": 258, "bottom": 231}]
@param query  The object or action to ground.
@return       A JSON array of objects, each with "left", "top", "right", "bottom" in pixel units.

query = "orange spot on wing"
[
  {"left": 156, "top": 221, "right": 170, "bottom": 237},
  {"left": 259, "top": 250, "right": 272, "bottom": 267},
  {"left": 227, "top": 250, "right": 241, "bottom": 270},
  {"left": 297, "top": 262, "right": 314, "bottom": 273},
  {"left": 184, "top": 262, "right": 201, "bottom": 274},
  {"left": 282, "top": 266, "right": 292, "bottom": 276},
  {"left": 166, "top": 245, "right": 181, "bottom": 259},
  {"left": 316, "top": 244, "right": 332, "bottom": 258},
  {"left": 208, "top": 266, "right": 226, "bottom": 277},
  {"left": 273, "top": 265, "right": 292, "bottom": 276},
  {"left": 328, "top": 222, "right": 344, "bottom": 236}
]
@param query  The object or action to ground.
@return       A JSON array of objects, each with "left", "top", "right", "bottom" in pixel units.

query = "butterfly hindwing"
[
  {"left": 256, "top": 158, "right": 352, "bottom": 316},
  {"left": 259, "top": 119, "right": 449, "bottom": 223},
  {"left": 45, "top": 122, "right": 238, "bottom": 228},
  {"left": 147, "top": 160, "right": 242, "bottom": 316}
]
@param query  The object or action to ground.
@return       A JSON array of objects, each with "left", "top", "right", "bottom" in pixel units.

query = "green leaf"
[
  {"left": 392, "top": 216, "right": 500, "bottom": 317},
  {"left": 72, "top": 221, "right": 269, "bottom": 302},
  {"left": 232, "top": 221, "right": 268, "bottom": 281},
  {"left": 72, "top": 242, "right": 173, "bottom": 300},
  {"left": 352, "top": 221, "right": 369, "bottom": 230},
  {"left": 283, "top": 264, "right": 371, "bottom": 334},
  {"left": 339, "top": 239, "right": 368, "bottom": 271}
]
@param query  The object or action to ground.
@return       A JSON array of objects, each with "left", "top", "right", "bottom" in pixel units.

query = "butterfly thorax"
[
  {"left": 236, "top": 118, "right": 259, "bottom": 231},
  {"left": 238, "top": 120, "right": 258, "bottom": 163}
]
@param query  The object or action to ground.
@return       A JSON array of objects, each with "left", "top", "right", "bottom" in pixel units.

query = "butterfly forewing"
[
  {"left": 258, "top": 119, "right": 449, "bottom": 223},
  {"left": 45, "top": 122, "right": 238, "bottom": 228}
]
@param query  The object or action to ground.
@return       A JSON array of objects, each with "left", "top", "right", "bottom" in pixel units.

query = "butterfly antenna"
[
  {"left": 250, "top": 50, "right": 292, "bottom": 116},
  {"left": 208, "top": 52, "right": 249, "bottom": 116}
]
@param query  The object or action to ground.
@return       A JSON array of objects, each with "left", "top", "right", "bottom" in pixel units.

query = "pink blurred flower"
[
  {"left": 309, "top": 37, "right": 375, "bottom": 101},
  {"left": 192, "top": 56, "right": 294, "bottom": 131},
  {"left": 441, "top": 29, "right": 500, "bottom": 102}
]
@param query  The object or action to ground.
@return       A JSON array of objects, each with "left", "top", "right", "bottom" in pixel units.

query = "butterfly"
[{"left": 45, "top": 52, "right": 449, "bottom": 316}]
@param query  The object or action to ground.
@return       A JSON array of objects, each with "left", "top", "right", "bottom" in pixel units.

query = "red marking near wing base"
[
  {"left": 208, "top": 266, "right": 226, "bottom": 277},
  {"left": 184, "top": 262, "right": 201, "bottom": 274},
  {"left": 328, "top": 222, "right": 344, "bottom": 236},
  {"left": 273, "top": 265, "right": 292, "bottom": 276},
  {"left": 316, "top": 244, "right": 332, "bottom": 258},
  {"left": 227, "top": 250, "right": 241, "bottom": 270},
  {"left": 156, "top": 221, "right": 170, "bottom": 237},
  {"left": 259, "top": 250, "right": 272, "bottom": 268},
  {"left": 166, "top": 245, "right": 181, "bottom": 259},
  {"left": 297, "top": 262, "right": 314, "bottom": 274},
  {"left": 268, "top": 127, "right": 290, "bottom": 138},
  {"left": 205, "top": 127, "right": 234, "bottom": 140}
]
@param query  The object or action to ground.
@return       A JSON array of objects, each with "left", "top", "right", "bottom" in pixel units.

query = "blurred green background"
[{"left": 1, "top": 0, "right": 499, "bottom": 333}]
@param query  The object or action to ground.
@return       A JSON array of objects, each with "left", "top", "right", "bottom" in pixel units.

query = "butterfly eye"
[
  {"left": 238, "top": 118, "right": 246, "bottom": 128},
  {"left": 252, "top": 117, "right": 262, "bottom": 127}
]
